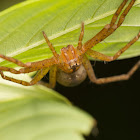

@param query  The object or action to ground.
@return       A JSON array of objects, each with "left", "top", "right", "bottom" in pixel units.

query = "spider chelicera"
[{"left": 0, "top": 0, "right": 140, "bottom": 88}]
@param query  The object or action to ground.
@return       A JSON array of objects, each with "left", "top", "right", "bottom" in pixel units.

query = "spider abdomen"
[{"left": 56, "top": 64, "right": 87, "bottom": 87}]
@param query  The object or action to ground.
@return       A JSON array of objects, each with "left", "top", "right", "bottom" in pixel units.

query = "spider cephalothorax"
[
  {"left": 58, "top": 45, "right": 82, "bottom": 73},
  {"left": 0, "top": 0, "right": 140, "bottom": 88}
]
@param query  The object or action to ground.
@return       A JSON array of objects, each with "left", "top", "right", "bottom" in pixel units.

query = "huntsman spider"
[{"left": 0, "top": 0, "right": 140, "bottom": 88}]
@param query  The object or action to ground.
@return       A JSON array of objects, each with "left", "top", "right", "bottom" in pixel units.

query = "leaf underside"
[
  {"left": 0, "top": 77, "right": 95, "bottom": 140},
  {"left": 0, "top": 0, "right": 140, "bottom": 67}
]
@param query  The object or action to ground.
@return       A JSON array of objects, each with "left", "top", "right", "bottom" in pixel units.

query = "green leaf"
[
  {"left": 0, "top": 76, "right": 96, "bottom": 140},
  {"left": 0, "top": 0, "right": 140, "bottom": 67}
]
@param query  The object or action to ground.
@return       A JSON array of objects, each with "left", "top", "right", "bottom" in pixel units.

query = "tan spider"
[{"left": 0, "top": 0, "right": 140, "bottom": 88}]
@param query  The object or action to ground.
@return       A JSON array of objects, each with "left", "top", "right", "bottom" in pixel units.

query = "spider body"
[
  {"left": 0, "top": 0, "right": 140, "bottom": 88},
  {"left": 47, "top": 44, "right": 86, "bottom": 87}
]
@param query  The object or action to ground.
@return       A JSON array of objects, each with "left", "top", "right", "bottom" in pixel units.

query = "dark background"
[
  {"left": 1, "top": 1, "right": 140, "bottom": 140},
  {"left": 55, "top": 56, "right": 140, "bottom": 140}
]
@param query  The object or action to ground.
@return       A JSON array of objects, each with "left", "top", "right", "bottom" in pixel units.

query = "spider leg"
[
  {"left": 25, "top": 32, "right": 59, "bottom": 68},
  {"left": 25, "top": 57, "right": 58, "bottom": 69},
  {"left": 86, "top": 32, "right": 140, "bottom": 61},
  {"left": 0, "top": 65, "right": 42, "bottom": 74},
  {"left": 117, "top": 0, "right": 136, "bottom": 27},
  {"left": 19, "top": 67, "right": 42, "bottom": 73},
  {"left": 81, "top": 0, "right": 136, "bottom": 54},
  {"left": 0, "top": 55, "right": 58, "bottom": 74},
  {"left": 82, "top": 55, "right": 140, "bottom": 84},
  {"left": 0, "top": 54, "right": 28, "bottom": 67},
  {"left": 38, "top": 65, "right": 57, "bottom": 88},
  {"left": 0, "top": 66, "right": 20, "bottom": 74},
  {"left": 80, "top": 24, "right": 111, "bottom": 54},
  {"left": 0, "top": 67, "right": 49, "bottom": 86},
  {"left": 42, "top": 31, "right": 59, "bottom": 58},
  {"left": 110, "top": 0, "right": 128, "bottom": 27},
  {"left": 77, "top": 22, "right": 84, "bottom": 50}
]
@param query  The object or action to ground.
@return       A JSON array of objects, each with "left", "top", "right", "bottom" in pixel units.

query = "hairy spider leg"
[
  {"left": 0, "top": 55, "right": 44, "bottom": 75},
  {"left": 42, "top": 31, "right": 59, "bottom": 58},
  {"left": 0, "top": 67, "right": 49, "bottom": 86},
  {"left": 0, "top": 57, "right": 56, "bottom": 75},
  {"left": 77, "top": 22, "right": 84, "bottom": 50},
  {"left": 20, "top": 57, "right": 57, "bottom": 72},
  {"left": 86, "top": 32, "right": 140, "bottom": 61},
  {"left": 0, "top": 54, "right": 28, "bottom": 67},
  {"left": 38, "top": 65, "right": 57, "bottom": 88},
  {"left": 80, "top": 0, "right": 136, "bottom": 54},
  {"left": 104, "top": 0, "right": 136, "bottom": 37},
  {"left": 0, "top": 66, "right": 42, "bottom": 74},
  {"left": 0, "top": 66, "right": 20, "bottom": 74},
  {"left": 102, "top": 0, "right": 136, "bottom": 37},
  {"left": 110, "top": 0, "right": 128, "bottom": 27},
  {"left": 117, "top": 0, "right": 135, "bottom": 27},
  {"left": 25, "top": 32, "right": 59, "bottom": 68},
  {"left": 82, "top": 55, "right": 140, "bottom": 84}
]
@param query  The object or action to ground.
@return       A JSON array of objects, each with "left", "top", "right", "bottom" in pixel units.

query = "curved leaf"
[
  {"left": 0, "top": 76, "right": 96, "bottom": 140},
  {"left": 0, "top": 0, "right": 140, "bottom": 67}
]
